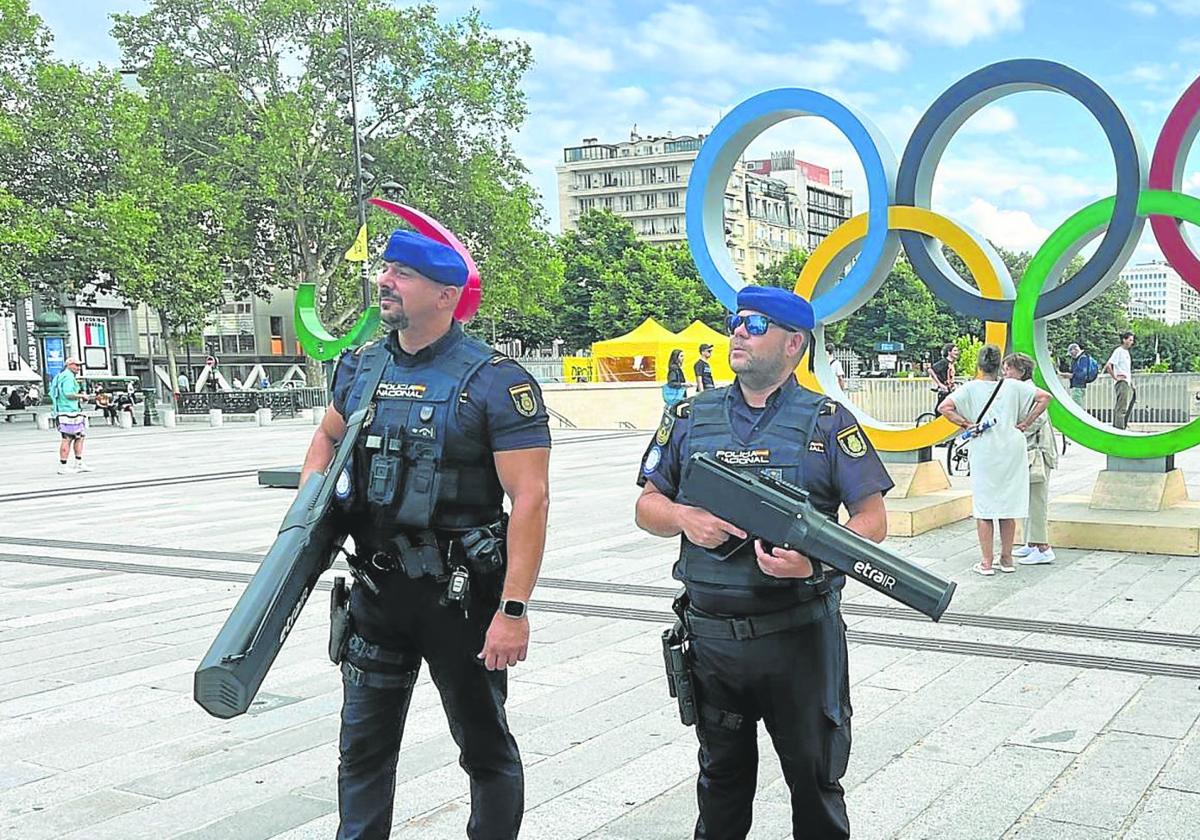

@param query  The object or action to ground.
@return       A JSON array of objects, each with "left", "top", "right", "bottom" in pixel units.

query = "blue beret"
[
  {"left": 382, "top": 230, "right": 469, "bottom": 287},
  {"left": 735, "top": 285, "right": 815, "bottom": 331}
]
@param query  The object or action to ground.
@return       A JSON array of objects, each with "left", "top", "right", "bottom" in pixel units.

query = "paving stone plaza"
[{"left": 2, "top": 417, "right": 1200, "bottom": 839}]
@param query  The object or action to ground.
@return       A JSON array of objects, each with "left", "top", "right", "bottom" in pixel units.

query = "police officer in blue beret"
[
  {"left": 300, "top": 229, "right": 551, "bottom": 840},
  {"left": 635, "top": 285, "right": 893, "bottom": 839}
]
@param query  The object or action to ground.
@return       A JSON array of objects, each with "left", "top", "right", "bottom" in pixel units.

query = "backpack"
[{"left": 1082, "top": 354, "right": 1099, "bottom": 384}]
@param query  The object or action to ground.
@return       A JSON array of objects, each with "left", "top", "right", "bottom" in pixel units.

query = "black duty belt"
[{"left": 685, "top": 594, "right": 837, "bottom": 641}]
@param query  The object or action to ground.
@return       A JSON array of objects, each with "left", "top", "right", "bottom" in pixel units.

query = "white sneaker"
[
  {"left": 1018, "top": 548, "right": 1056, "bottom": 565},
  {"left": 75, "top": 462, "right": 93, "bottom": 472},
  {"left": 1013, "top": 545, "right": 1035, "bottom": 558},
  {"left": 57, "top": 464, "right": 74, "bottom": 475}
]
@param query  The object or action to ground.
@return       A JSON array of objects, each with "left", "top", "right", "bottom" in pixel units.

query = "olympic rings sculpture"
[{"left": 686, "top": 58, "right": 1200, "bottom": 457}]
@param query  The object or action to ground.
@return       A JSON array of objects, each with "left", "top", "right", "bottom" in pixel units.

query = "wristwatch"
[{"left": 499, "top": 599, "right": 528, "bottom": 619}]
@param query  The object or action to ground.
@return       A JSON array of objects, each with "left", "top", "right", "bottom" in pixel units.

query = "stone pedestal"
[
  {"left": 312, "top": 405, "right": 326, "bottom": 426},
  {"left": 1049, "top": 455, "right": 1200, "bottom": 556},
  {"left": 118, "top": 412, "right": 133, "bottom": 430},
  {"left": 879, "top": 449, "right": 973, "bottom": 537},
  {"left": 159, "top": 407, "right": 177, "bottom": 429},
  {"left": 209, "top": 408, "right": 223, "bottom": 427},
  {"left": 35, "top": 411, "right": 51, "bottom": 431},
  {"left": 255, "top": 407, "right": 272, "bottom": 427}
]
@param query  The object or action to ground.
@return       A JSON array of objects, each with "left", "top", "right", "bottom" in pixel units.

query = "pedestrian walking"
[
  {"left": 1066, "top": 343, "right": 1099, "bottom": 405},
  {"left": 693, "top": 343, "right": 715, "bottom": 391},
  {"left": 663, "top": 348, "right": 688, "bottom": 408},
  {"left": 938, "top": 344, "right": 1050, "bottom": 575},
  {"left": 827, "top": 344, "right": 846, "bottom": 390},
  {"left": 48, "top": 357, "right": 93, "bottom": 473},
  {"left": 1104, "top": 332, "right": 1135, "bottom": 429}
]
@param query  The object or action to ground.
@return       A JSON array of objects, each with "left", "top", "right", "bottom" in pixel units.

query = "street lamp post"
[{"left": 342, "top": 11, "right": 373, "bottom": 310}]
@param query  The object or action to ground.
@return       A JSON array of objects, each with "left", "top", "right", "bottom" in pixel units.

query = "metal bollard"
[{"left": 209, "top": 408, "right": 223, "bottom": 427}]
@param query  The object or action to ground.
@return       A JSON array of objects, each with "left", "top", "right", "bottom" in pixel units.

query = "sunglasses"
[{"left": 725, "top": 313, "right": 795, "bottom": 336}]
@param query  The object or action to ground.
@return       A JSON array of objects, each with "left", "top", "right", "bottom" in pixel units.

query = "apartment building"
[{"left": 1120, "top": 261, "right": 1200, "bottom": 325}]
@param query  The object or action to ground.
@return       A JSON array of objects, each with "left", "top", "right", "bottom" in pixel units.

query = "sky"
[{"left": 30, "top": 0, "right": 1200, "bottom": 264}]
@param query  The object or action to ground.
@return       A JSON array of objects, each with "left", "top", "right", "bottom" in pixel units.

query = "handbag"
[
  {"left": 1027, "top": 447, "right": 1047, "bottom": 483},
  {"left": 662, "top": 383, "right": 686, "bottom": 407}
]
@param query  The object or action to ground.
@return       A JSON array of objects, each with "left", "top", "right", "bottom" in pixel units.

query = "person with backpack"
[
  {"left": 49, "top": 358, "right": 94, "bottom": 474},
  {"left": 1067, "top": 343, "right": 1099, "bottom": 405}
]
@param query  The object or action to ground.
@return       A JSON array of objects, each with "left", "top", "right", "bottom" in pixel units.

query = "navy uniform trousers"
[
  {"left": 689, "top": 602, "right": 852, "bottom": 840},
  {"left": 337, "top": 573, "right": 522, "bottom": 840}
]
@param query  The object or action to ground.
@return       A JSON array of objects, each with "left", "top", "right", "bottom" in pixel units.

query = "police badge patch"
[
  {"left": 655, "top": 410, "right": 676, "bottom": 446},
  {"left": 836, "top": 425, "right": 868, "bottom": 458},
  {"left": 508, "top": 383, "right": 539, "bottom": 418}
]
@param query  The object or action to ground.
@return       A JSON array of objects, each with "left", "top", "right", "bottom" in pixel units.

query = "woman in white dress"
[{"left": 938, "top": 344, "right": 1051, "bottom": 576}]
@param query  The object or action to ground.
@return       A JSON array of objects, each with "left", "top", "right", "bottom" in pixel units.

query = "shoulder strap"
[
  {"left": 348, "top": 342, "right": 390, "bottom": 415},
  {"left": 977, "top": 379, "right": 1004, "bottom": 423}
]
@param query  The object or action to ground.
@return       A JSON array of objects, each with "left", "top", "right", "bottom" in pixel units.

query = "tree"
[
  {"left": 752, "top": 248, "right": 809, "bottom": 290},
  {"left": 110, "top": 0, "right": 559, "bottom": 371},
  {"left": 838, "top": 256, "right": 958, "bottom": 364},
  {"left": 553, "top": 211, "right": 728, "bottom": 349}
]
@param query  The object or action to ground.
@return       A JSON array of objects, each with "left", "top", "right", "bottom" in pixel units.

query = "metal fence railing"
[
  {"left": 848, "top": 373, "right": 1200, "bottom": 426},
  {"left": 177, "top": 387, "right": 328, "bottom": 417}
]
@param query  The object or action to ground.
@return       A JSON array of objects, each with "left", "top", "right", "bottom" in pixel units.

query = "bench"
[{"left": 1, "top": 408, "right": 38, "bottom": 423}]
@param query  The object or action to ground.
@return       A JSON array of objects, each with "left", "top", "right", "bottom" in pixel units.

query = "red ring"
[
  {"left": 367, "top": 198, "right": 483, "bottom": 322},
  {"left": 1149, "top": 75, "right": 1200, "bottom": 293}
]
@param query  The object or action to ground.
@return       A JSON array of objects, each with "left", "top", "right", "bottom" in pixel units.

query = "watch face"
[{"left": 502, "top": 600, "right": 526, "bottom": 618}]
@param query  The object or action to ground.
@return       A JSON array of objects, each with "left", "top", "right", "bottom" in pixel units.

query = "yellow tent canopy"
[
  {"left": 674, "top": 320, "right": 733, "bottom": 384},
  {"left": 591, "top": 317, "right": 680, "bottom": 382}
]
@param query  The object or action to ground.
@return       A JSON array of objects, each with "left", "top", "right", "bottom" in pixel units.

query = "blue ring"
[
  {"left": 685, "top": 88, "right": 897, "bottom": 320},
  {"left": 896, "top": 59, "right": 1146, "bottom": 323}
]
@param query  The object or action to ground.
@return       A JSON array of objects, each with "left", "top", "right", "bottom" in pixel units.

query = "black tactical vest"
[
  {"left": 674, "top": 384, "right": 825, "bottom": 589},
  {"left": 340, "top": 331, "right": 505, "bottom": 533}
]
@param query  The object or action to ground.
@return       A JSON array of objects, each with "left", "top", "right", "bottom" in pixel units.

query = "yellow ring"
[{"left": 794, "top": 206, "right": 1009, "bottom": 451}]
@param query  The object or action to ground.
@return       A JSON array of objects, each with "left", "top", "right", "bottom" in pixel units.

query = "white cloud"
[
  {"left": 1164, "top": 0, "right": 1200, "bottom": 13},
  {"left": 1127, "top": 1, "right": 1158, "bottom": 15},
  {"left": 961, "top": 105, "right": 1018, "bottom": 134},
  {"left": 631, "top": 4, "right": 907, "bottom": 84},
  {"left": 854, "top": 0, "right": 1025, "bottom": 47},
  {"left": 493, "top": 28, "right": 613, "bottom": 74},
  {"left": 1185, "top": 172, "right": 1200, "bottom": 191},
  {"left": 957, "top": 198, "right": 1050, "bottom": 252},
  {"left": 610, "top": 86, "right": 649, "bottom": 107}
]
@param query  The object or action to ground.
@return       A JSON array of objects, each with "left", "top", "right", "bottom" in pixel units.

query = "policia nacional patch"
[
  {"left": 836, "top": 424, "right": 868, "bottom": 458},
  {"left": 508, "top": 383, "right": 539, "bottom": 418}
]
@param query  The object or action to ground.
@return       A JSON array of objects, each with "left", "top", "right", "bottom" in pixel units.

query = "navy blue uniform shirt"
[
  {"left": 638, "top": 376, "right": 892, "bottom": 520},
  {"left": 331, "top": 323, "right": 551, "bottom": 452}
]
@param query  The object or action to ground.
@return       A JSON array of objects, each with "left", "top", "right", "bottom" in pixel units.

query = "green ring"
[{"left": 1012, "top": 189, "right": 1200, "bottom": 458}]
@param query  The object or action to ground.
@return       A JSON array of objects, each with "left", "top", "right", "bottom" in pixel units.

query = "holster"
[
  {"left": 329, "top": 576, "right": 352, "bottom": 665},
  {"left": 457, "top": 515, "right": 507, "bottom": 575},
  {"left": 662, "top": 609, "right": 697, "bottom": 727}
]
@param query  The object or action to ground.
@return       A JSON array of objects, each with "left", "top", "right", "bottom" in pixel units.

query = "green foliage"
[
  {"left": 550, "top": 211, "right": 728, "bottom": 350},
  {"left": 110, "top": 0, "right": 558, "bottom": 334},
  {"left": 839, "top": 255, "right": 958, "bottom": 364},
  {"left": 954, "top": 335, "right": 983, "bottom": 379},
  {"left": 752, "top": 248, "right": 809, "bottom": 290},
  {"left": 1128, "top": 318, "right": 1200, "bottom": 373}
]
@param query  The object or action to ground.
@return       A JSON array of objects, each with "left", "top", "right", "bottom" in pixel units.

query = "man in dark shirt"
[
  {"left": 301, "top": 229, "right": 551, "bottom": 840},
  {"left": 929, "top": 342, "right": 959, "bottom": 412},
  {"left": 693, "top": 343, "right": 715, "bottom": 391},
  {"left": 634, "top": 285, "right": 892, "bottom": 839}
]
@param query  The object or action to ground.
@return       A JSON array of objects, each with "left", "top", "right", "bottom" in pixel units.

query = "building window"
[
  {"left": 641, "top": 167, "right": 657, "bottom": 185},
  {"left": 664, "top": 165, "right": 679, "bottom": 182},
  {"left": 644, "top": 193, "right": 657, "bottom": 210},
  {"left": 666, "top": 191, "right": 679, "bottom": 207},
  {"left": 622, "top": 195, "right": 635, "bottom": 212}
]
